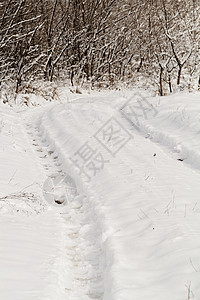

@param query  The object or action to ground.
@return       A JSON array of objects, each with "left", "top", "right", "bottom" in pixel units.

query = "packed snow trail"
[
  {"left": 1, "top": 91, "right": 200, "bottom": 300},
  {"left": 24, "top": 111, "right": 105, "bottom": 299},
  {"left": 0, "top": 104, "right": 66, "bottom": 300},
  {"left": 39, "top": 92, "right": 200, "bottom": 300},
  {"left": 0, "top": 101, "right": 105, "bottom": 300}
]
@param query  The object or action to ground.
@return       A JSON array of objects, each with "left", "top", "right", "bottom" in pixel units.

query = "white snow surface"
[{"left": 0, "top": 89, "right": 200, "bottom": 299}]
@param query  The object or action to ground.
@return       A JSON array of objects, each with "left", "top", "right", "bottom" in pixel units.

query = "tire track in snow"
[{"left": 24, "top": 113, "right": 105, "bottom": 299}]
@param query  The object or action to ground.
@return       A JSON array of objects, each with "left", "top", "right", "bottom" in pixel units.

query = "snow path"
[
  {"left": 1, "top": 91, "right": 200, "bottom": 300},
  {"left": 24, "top": 110, "right": 105, "bottom": 299},
  {"left": 0, "top": 105, "right": 65, "bottom": 300},
  {"left": 137, "top": 92, "right": 200, "bottom": 173},
  {"left": 38, "top": 93, "right": 200, "bottom": 300}
]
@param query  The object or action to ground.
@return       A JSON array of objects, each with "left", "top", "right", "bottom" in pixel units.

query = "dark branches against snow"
[{"left": 0, "top": 0, "right": 199, "bottom": 95}]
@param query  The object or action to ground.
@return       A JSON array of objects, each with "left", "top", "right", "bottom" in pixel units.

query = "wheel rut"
[{"left": 24, "top": 112, "right": 105, "bottom": 299}]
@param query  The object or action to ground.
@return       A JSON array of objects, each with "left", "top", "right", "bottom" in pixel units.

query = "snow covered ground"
[{"left": 0, "top": 89, "right": 200, "bottom": 299}]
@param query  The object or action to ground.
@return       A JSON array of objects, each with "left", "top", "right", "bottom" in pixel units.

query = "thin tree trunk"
[
  {"left": 168, "top": 73, "right": 173, "bottom": 93},
  {"left": 159, "top": 65, "right": 164, "bottom": 96},
  {"left": 177, "top": 65, "right": 182, "bottom": 85}
]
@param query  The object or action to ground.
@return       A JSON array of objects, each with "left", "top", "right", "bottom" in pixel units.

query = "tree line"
[{"left": 0, "top": 0, "right": 199, "bottom": 96}]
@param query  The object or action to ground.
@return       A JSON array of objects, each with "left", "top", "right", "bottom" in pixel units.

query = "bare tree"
[{"left": 0, "top": 0, "right": 199, "bottom": 96}]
